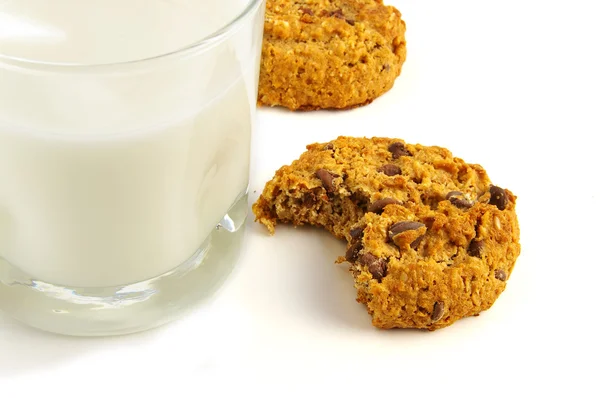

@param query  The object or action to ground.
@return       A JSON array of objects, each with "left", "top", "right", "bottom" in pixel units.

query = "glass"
[{"left": 0, "top": 0, "right": 266, "bottom": 336}]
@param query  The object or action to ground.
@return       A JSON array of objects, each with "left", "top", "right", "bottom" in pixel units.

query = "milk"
[
  {"left": 0, "top": 0, "right": 246, "bottom": 65},
  {"left": 0, "top": 0, "right": 258, "bottom": 287}
]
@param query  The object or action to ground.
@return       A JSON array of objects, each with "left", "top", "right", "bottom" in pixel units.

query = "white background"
[{"left": 2, "top": 0, "right": 599, "bottom": 396}]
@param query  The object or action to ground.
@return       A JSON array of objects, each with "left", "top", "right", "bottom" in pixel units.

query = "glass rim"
[{"left": 0, "top": 0, "right": 264, "bottom": 70}]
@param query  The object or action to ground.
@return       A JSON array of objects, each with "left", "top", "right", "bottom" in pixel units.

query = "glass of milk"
[{"left": 0, "top": 0, "right": 265, "bottom": 336}]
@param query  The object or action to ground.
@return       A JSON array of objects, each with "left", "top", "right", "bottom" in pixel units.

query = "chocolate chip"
[
  {"left": 302, "top": 192, "right": 316, "bottom": 207},
  {"left": 446, "top": 193, "right": 473, "bottom": 210},
  {"left": 410, "top": 235, "right": 425, "bottom": 250},
  {"left": 330, "top": 9, "right": 344, "bottom": 19},
  {"left": 388, "top": 142, "right": 410, "bottom": 159},
  {"left": 431, "top": 302, "right": 445, "bottom": 323},
  {"left": 360, "top": 253, "right": 377, "bottom": 265},
  {"left": 323, "top": 143, "right": 334, "bottom": 150},
  {"left": 450, "top": 198, "right": 473, "bottom": 209},
  {"left": 495, "top": 269, "right": 507, "bottom": 281},
  {"left": 489, "top": 186, "right": 508, "bottom": 210},
  {"left": 328, "top": 8, "right": 355, "bottom": 25},
  {"left": 315, "top": 169, "right": 338, "bottom": 193},
  {"left": 360, "top": 253, "right": 387, "bottom": 281},
  {"left": 446, "top": 191, "right": 474, "bottom": 209},
  {"left": 350, "top": 226, "right": 365, "bottom": 241},
  {"left": 388, "top": 221, "right": 425, "bottom": 241},
  {"left": 345, "top": 241, "right": 363, "bottom": 263},
  {"left": 368, "top": 198, "right": 400, "bottom": 214},
  {"left": 467, "top": 240, "right": 484, "bottom": 258},
  {"left": 369, "top": 261, "right": 387, "bottom": 281},
  {"left": 379, "top": 164, "right": 402, "bottom": 176},
  {"left": 300, "top": 7, "right": 314, "bottom": 16},
  {"left": 382, "top": 64, "right": 390, "bottom": 72}
]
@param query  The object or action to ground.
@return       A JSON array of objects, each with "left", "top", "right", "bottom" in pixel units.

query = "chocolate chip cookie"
[
  {"left": 258, "top": 0, "right": 407, "bottom": 110},
  {"left": 253, "top": 136, "right": 521, "bottom": 330}
]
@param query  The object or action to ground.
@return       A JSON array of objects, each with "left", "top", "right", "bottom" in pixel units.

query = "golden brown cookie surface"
[
  {"left": 253, "top": 136, "right": 521, "bottom": 330},
  {"left": 258, "top": 0, "right": 407, "bottom": 110},
  {"left": 347, "top": 192, "right": 520, "bottom": 330}
]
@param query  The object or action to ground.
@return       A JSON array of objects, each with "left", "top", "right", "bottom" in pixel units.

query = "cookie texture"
[
  {"left": 253, "top": 136, "right": 520, "bottom": 330},
  {"left": 258, "top": 0, "right": 407, "bottom": 110}
]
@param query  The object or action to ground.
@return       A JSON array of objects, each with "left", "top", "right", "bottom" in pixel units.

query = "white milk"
[{"left": 0, "top": 0, "right": 257, "bottom": 287}]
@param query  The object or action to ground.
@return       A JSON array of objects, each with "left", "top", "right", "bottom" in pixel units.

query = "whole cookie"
[
  {"left": 258, "top": 0, "right": 407, "bottom": 110},
  {"left": 253, "top": 136, "right": 521, "bottom": 330}
]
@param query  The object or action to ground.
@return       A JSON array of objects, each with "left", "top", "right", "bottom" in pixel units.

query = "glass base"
[{"left": 0, "top": 194, "right": 248, "bottom": 337}]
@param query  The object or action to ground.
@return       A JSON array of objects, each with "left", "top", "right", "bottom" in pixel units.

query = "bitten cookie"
[
  {"left": 258, "top": 0, "right": 407, "bottom": 110},
  {"left": 253, "top": 136, "right": 521, "bottom": 330}
]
